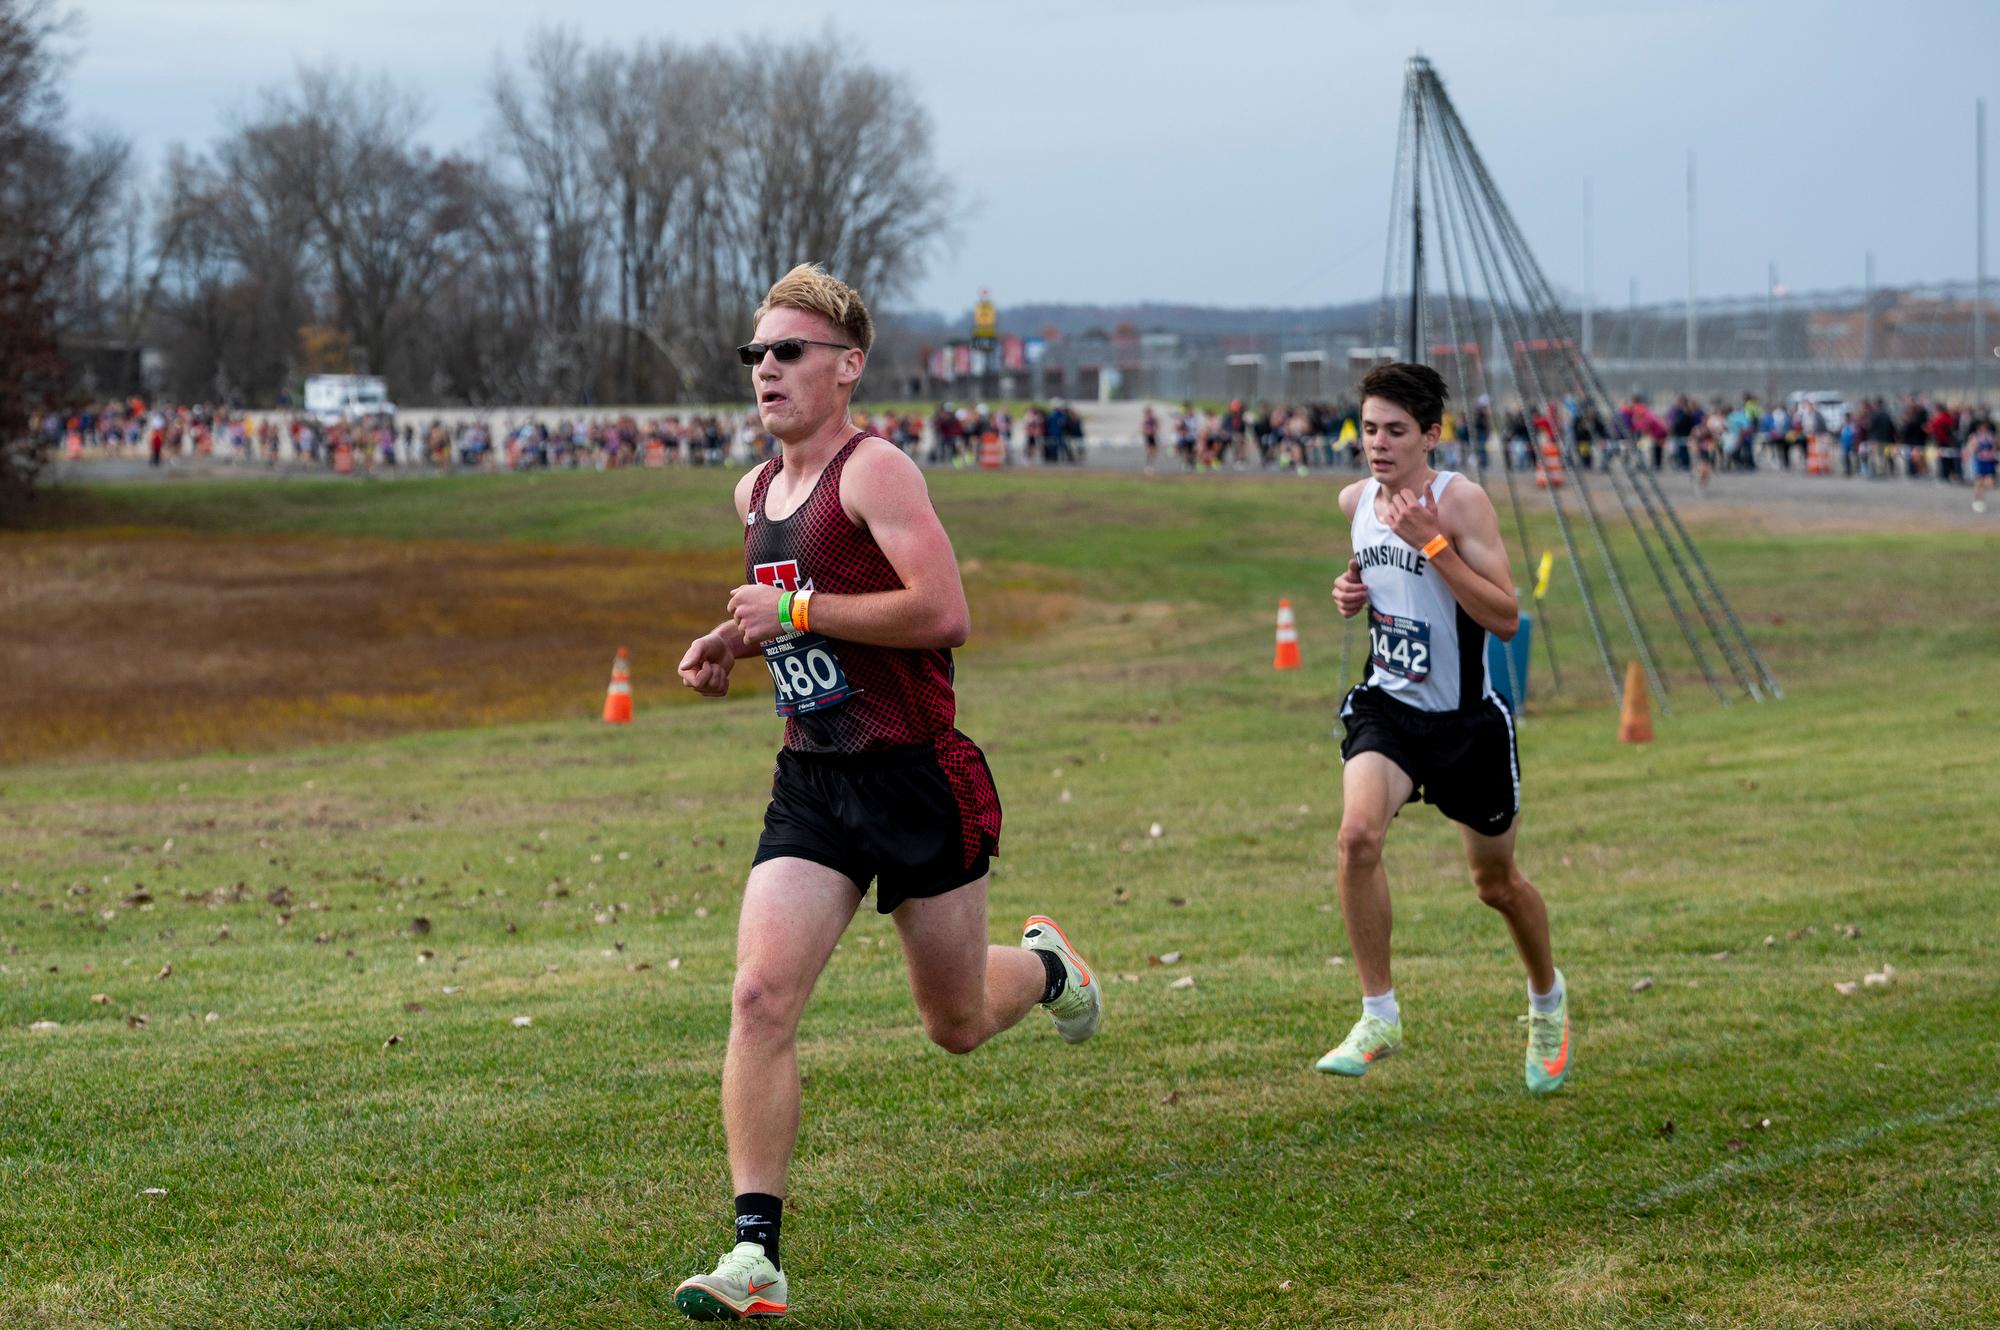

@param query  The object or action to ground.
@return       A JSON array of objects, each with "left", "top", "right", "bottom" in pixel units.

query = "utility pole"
[
  {"left": 1978, "top": 99, "right": 1988, "bottom": 404},
  {"left": 1768, "top": 260, "right": 1779, "bottom": 349},
  {"left": 1685, "top": 151, "right": 1698, "bottom": 363},
  {"left": 1583, "top": 177, "right": 1594, "bottom": 356},
  {"left": 1768, "top": 261, "right": 1779, "bottom": 405},
  {"left": 1863, "top": 252, "right": 1874, "bottom": 368},
  {"left": 1627, "top": 277, "right": 1638, "bottom": 360}
]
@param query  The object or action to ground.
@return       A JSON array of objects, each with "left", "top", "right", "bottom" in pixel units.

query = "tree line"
[
  {"left": 8, "top": 13, "right": 956, "bottom": 439},
  {"left": 0, "top": 1, "right": 124, "bottom": 520}
]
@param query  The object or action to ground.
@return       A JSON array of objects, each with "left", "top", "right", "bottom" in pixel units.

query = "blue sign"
[{"left": 1486, "top": 612, "right": 1533, "bottom": 711}]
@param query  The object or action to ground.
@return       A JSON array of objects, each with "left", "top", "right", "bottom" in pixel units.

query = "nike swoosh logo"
[
  {"left": 749, "top": 1280, "right": 777, "bottom": 1295},
  {"left": 1542, "top": 1022, "right": 1570, "bottom": 1077}
]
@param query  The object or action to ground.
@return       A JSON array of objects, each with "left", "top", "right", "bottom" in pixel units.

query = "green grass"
[{"left": 3, "top": 470, "right": 1997, "bottom": 1327}]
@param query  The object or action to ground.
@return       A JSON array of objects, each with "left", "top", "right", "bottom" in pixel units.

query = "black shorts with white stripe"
[{"left": 1338, "top": 684, "right": 1520, "bottom": 836}]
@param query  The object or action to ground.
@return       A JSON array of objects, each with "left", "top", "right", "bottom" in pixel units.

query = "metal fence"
[{"left": 923, "top": 278, "right": 1996, "bottom": 407}]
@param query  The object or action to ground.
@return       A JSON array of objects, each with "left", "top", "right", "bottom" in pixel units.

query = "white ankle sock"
[
  {"left": 1528, "top": 972, "right": 1563, "bottom": 1014},
  {"left": 1361, "top": 990, "right": 1399, "bottom": 1026}
]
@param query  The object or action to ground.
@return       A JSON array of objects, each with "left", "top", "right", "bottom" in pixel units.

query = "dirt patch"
[{"left": 1, "top": 533, "right": 1074, "bottom": 766}]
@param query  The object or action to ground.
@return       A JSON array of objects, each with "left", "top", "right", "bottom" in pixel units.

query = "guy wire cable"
[
  {"left": 1502, "top": 445, "right": 1563, "bottom": 692},
  {"left": 1520, "top": 240, "right": 1760, "bottom": 704},
  {"left": 1601, "top": 440, "right": 1726, "bottom": 703},
  {"left": 1475, "top": 128, "right": 1775, "bottom": 705},
  {"left": 1633, "top": 461, "right": 1784, "bottom": 699},
  {"left": 1426, "top": 75, "right": 1685, "bottom": 711},
  {"left": 1418, "top": 68, "right": 1608, "bottom": 692},
  {"left": 1420, "top": 100, "right": 1529, "bottom": 713},
  {"left": 1419, "top": 69, "right": 1613, "bottom": 688},
  {"left": 1425, "top": 93, "right": 1560, "bottom": 692},
  {"left": 1558, "top": 309, "right": 1764, "bottom": 700},
  {"left": 1415, "top": 54, "right": 1779, "bottom": 709},
  {"left": 1613, "top": 445, "right": 1754, "bottom": 702}
]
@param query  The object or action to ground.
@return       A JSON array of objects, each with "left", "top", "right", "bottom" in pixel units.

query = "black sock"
[
  {"left": 734, "top": 1193, "right": 782, "bottom": 1269},
  {"left": 1035, "top": 946, "right": 1067, "bottom": 1006}
]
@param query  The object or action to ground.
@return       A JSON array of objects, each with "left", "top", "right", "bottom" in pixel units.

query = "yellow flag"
[{"left": 1534, "top": 550, "right": 1554, "bottom": 599}]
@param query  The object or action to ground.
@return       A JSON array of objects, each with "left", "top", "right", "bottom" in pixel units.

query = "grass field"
[{"left": 2, "top": 468, "right": 1997, "bottom": 1327}]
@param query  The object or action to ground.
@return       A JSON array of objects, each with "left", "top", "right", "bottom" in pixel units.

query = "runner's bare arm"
[
  {"left": 1383, "top": 483, "right": 1519, "bottom": 639},
  {"left": 1337, "top": 479, "right": 1366, "bottom": 522},
  {"left": 1331, "top": 480, "right": 1370, "bottom": 617},
  {"left": 679, "top": 471, "right": 767, "bottom": 695},
  {"left": 725, "top": 440, "right": 969, "bottom": 649}
]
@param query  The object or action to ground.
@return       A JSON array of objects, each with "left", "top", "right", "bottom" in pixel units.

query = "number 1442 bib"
[
  {"left": 1367, "top": 606, "right": 1432, "bottom": 681},
  {"left": 761, "top": 631, "right": 857, "bottom": 716}
]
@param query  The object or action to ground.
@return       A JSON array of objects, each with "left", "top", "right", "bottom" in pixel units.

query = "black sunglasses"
[{"left": 737, "top": 338, "right": 855, "bottom": 367}]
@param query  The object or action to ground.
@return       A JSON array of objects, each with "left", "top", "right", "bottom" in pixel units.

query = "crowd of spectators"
[
  {"left": 1148, "top": 398, "right": 1481, "bottom": 476},
  {"left": 35, "top": 391, "right": 1997, "bottom": 506},
  {"left": 38, "top": 401, "right": 778, "bottom": 472},
  {"left": 1592, "top": 392, "right": 1997, "bottom": 496}
]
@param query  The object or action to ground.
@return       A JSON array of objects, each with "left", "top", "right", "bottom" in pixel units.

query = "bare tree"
[
  {"left": 62, "top": 26, "right": 959, "bottom": 419},
  {"left": 724, "top": 35, "right": 955, "bottom": 312},
  {"left": 584, "top": 42, "right": 715, "bottom": 401},
  {"left": 491, "top": 30, "right": 605, "bottom": 400},
  {"left": 0, "top": 0, "right": 129, "bottom": 522},
  {"left": 255, "top": 70, "right": 476, "bottom": 382}
]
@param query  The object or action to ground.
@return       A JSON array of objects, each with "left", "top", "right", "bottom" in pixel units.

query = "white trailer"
[{"left": 303, "top": 375, "right": 396, "bottom": 423}]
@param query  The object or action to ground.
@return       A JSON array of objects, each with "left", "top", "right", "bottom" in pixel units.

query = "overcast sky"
[{"left": 62, "top": 0, "right": 2000, "bottom": 318}]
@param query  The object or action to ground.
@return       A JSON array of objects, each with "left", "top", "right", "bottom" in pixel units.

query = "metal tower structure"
[{"left": 1372, "top": 55, "right": 1781, "bottom": 709}]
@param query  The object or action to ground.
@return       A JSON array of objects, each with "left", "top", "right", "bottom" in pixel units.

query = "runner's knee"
[
  {"left": 1472, "top": 864, "right": 1519, "bottom": 908},
  {"left": 1338, "top": 819, "right": 1387, "bottom": 865},
  {"left": 920, "top": 1007, "right": 985, "bottom": 1055},
  {"left": 730, "top": 972, "right": 801, "bottom": 1040}
]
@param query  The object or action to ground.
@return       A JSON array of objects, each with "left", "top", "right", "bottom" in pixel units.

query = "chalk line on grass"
[{"left": 1619, "top": 1088, "right": 2000, "bottom": 1214}]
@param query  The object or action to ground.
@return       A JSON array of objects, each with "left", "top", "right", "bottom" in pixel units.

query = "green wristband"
[{"left": 778, "top": 589, "right": 795, "bottom": 634}]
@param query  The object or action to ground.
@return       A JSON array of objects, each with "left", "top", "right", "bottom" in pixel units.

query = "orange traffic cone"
[
  {"left": 1274, "top": 600, "right": 1303, "bottom": 670},
  {"left": 1616, "top": 659, "right": 1653, "bottom": 743},
  {"left": 603, "top": 648, "right": 633, "bottom": 723},
  {"left": 1533, "top": 434, "right": 1565, "bottom": 488}
]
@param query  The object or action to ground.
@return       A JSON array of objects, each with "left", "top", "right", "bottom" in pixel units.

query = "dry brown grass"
[
  {"left": 0, "top": 532, "right": 1076, "bottom": 767},
  {"left": 0, "top": 530, "right": 744, "bottom": 765}
]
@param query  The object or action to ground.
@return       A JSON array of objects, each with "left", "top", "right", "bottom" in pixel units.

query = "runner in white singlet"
[
  {"left": 1318, "top": 363, "right": 1571, "bottom": 1095},
  {"left": 1347, "top": 469, "right": 1494, "bottom": 713}
]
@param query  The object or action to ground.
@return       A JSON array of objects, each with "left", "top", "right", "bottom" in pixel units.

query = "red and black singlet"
[{"left": 744, "top": 433, "right": 958, "bottom": 755}]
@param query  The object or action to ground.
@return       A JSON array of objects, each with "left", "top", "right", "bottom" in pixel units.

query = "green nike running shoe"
[
  {"left": 1022, "top": 915, "right": 1101, "bottom": 1043},
  {"left": 675, "top": 1242, "right": 788, "bottom": 1320},
  {"left": 1525, "top": 970, "right": 1570, "bottom": 1094},
  {"left": 1315, "top": 1012, "right": 1403, "bottom": 1076}
]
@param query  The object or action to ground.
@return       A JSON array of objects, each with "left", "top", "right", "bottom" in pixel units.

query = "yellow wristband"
[
  {"left": 1421, "top": 534, "right": 1450, "bottom": 558},
  {"left": 793, "top": 588, "right": 811, "bottom": 632}
]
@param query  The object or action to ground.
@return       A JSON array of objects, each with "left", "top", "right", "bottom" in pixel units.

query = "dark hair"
[{"left": 1359, "top": 362, "right": 1448, "bottom": 432}]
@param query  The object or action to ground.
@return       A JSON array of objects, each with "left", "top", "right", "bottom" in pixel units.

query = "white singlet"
[{"left": 1349, "top": 471, "right": 1494, "bottom": 713}]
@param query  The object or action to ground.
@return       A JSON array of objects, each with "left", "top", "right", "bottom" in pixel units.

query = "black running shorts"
[
  {"left": 752, "top": 734, "right": 1000, "bottom": 913},
  {"left": 1338, "top": 685, "right": 1520, "bottom": 836}
]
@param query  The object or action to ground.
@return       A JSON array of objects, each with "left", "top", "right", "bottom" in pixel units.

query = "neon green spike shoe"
[
  {"left": 1525, "top": 970, "right": 1571, "bottom": 1094},
  {"left": 1315, "top": 1013, "right": 1403, "bottom": 1076},
  {"left": 675, "top": 1242, "right": 788, "bottom": 1320},
  {"left": 1022, "top": 915, "right": 1101, "bottom": 1044}
]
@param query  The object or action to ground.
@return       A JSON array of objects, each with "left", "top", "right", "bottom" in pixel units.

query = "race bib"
[
  {"left": 1368, "top": 607, "right": 1432, "bottom": 682},
  {"left": 761, "top": 632, "right": 856, "bottom": 716}
]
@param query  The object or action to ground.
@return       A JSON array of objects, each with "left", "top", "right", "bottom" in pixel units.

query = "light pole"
[
  {"left": 1685, "top": 151, "right": 1698, "bottom": 364},
  {"left": 1583, "top": 177, "right": 1594, "bottom": 357},
  {"left": 1977, "top": 99, "right": 1988, "bottom": 404}
]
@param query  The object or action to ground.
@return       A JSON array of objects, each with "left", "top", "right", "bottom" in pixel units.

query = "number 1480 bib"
[{"left": 761, "top": 631, "right": 857, "bottom": 716}]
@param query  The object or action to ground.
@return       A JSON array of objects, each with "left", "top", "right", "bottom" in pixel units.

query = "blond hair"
[{"left": 755, "top": 263, "right": 874, "bottom": 355}]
